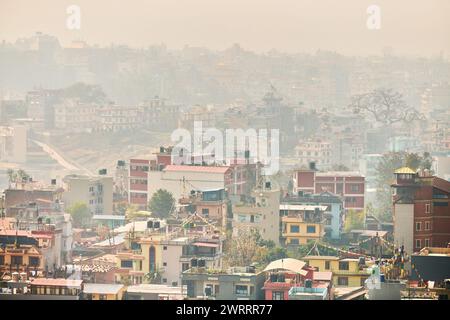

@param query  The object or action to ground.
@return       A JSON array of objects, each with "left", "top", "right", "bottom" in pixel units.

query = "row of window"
[
  {"left": 415, "top": 238, "right": 431, "bottom": 248},
  {"left": 415, "top": 221, "right": 431, "bottom": 231},
  {"left": 289, "top": 225, "right": 316, "bottom": 234},
  {"left": 336, "top": 276, "right": 367, "bottom": 286},
  {"left": 130, "top": 179, "right": 148, "bottom": 185},
  {"left": 0, "top": 256, "right": 40, "bottom": 266}
]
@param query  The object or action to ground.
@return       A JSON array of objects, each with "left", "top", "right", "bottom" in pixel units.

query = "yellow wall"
[
  {"left": 90, "top": 289, "right": 124, "bottom": 300},
  {"left": 306, "top": 257, "right": 369, "bottom": 287},
  {"left": 282, "top": 218, "right": 322, "bottom": 244},
  {"left": 140, "top": 241, "right": 163, "bottom": 274}
]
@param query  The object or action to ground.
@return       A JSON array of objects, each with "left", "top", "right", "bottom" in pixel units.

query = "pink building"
[{"left": 292, "top": 170, "right": 365, "bottom": 213}]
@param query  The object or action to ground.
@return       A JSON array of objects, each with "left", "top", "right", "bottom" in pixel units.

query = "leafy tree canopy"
[{"left": 148, "top": 189, "right": 175, "bottom": 219}]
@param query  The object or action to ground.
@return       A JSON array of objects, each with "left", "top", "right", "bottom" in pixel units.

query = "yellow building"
[
  {"left": 83, "top": 283, "right": 125, "bottom": 300},
  {"left": 139, "top": 235, "right": 164, "bottom": 275},
  {"left": 114, "top": 250, "right": 146, "bottom": 285},
  {"left": 280, "top": 205, "right": 326, "bottom": 245},
  {"left": 0, "top": 243, "right": 44, "bottom": 275},
  {"left": 304, "top": 256, "right": 371, "bottom": 287}
]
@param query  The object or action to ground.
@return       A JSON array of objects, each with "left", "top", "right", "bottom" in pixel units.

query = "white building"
[{"left": 62, "top": 174, "right": 113, "bottom": 215}]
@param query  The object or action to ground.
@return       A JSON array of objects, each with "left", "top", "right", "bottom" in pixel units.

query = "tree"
[
  {"left": 349, "top": 88, "right": 424, "bottom": 125},
  {"left": 6, "top": 169, "right": 16, "bottom": 188},
  {"left": 67, "top": 202, "right": 91, "bottom": 228},
  {"left": 148, "top": 189, "right": 175, "bottom": 219},
  {"left": 344, "top": 209, "right": 365, "bottom": 233},
  {"left": 374, "top": 151, "right": 433, "bottom": 221},
  {"left": 223, "top": 229, "right": 260, "bottom": 267}
]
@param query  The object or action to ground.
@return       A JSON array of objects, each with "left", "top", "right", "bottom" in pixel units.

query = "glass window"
[
  {"left": 325, "top": 261, "right": 330, "bottom": 270},
  {"left": 290, "top": 239, "right": 299, "bottom": 245},
  {"left": 11, "top": 256, "right": 23, "bottom": 265},
  {"left": 416, "top": 239, "right": 421, "bottom": 248},
  {"left": 416, "top": 222, "right": 421, "bottom": 231},
  {"left": 337, "top": 277, "right": 348, "bottom": 286},
  {"left": 272, "top": 291, "right": 284, "bottom": 300},
  {"left": 121, "top": 260, "right": 133, "bottom": 268},
  {"left": 339, "top": 261, "right": 349, "bottom": 270},
  {"left": 235, "top": 285, "right": 248, "bottom": 295},
  {"left": 307, "top": 225, "right": 316, "bottom": 233},
  {"left": 290, "top": 225, "right": 300, "bottom": 233}
]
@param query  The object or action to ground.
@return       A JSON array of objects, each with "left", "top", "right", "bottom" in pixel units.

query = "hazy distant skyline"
[{"left": 1, "top": 0, "right": 449, "bottom": 56}]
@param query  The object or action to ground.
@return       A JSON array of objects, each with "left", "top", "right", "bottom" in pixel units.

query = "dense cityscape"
[{"left": 0, "top": 1, "right": 449, "bottom": 305}]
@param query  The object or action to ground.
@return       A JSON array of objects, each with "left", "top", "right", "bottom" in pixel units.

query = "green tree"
[
  {"left": 67, "top": 202, "right": 91, "bottom": 228},
  {"left": 344, "top": 209, "right": 365, "bottom": 232},
  {"left": 148, "top": 189, "right": 175, "bottom": 219},
  {"left": 375, "top": 151, "right": 433, "bottom": 221},
  {"left": 6, "top": 169, "right": 16, "bottom": 188}
]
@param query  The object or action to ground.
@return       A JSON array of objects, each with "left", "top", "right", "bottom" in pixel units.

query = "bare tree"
[{"left": 349, "top": 88, "right": 425, "bottom": 125}]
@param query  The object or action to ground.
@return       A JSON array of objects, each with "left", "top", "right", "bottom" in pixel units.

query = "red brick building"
[
  {"left": 292, "top": 170, "right": 365, "bottom": 212},
  {"left": 392, "top": 167, "right": 450, "bottom": 255}
]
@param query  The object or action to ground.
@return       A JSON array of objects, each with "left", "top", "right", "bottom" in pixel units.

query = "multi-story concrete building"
[
  {"left": 97, "top": 104, "right": 143, "bottom": 132},
  {"left": 140, "top": 97, "right": 180, "bottom": 132},
  {"left": 232, "top": 179, "right": 280, "bottom": 245},
  {"left": 54, "top": 100, "right": 99, "bottom": 133},
  {"left": 292, "top": 169, "right": 365, "bottom": 213},
  {"left": 391, "top": 167, "right": 450, "bottom": 257},
  {"left": 282, "top": 192, "right": 344, "bottom": 240},
  {"left": 0, "top": 125, "right": 27, "bottom": 163},
  {"left": 280, "top": 204, "right": 326, "bottom": 246},
  {"left": 62, "top": 174, "right": 113, "bottom": 215},
  {"left": 181, "top": 266, "right": 265, "bottom": 300},
  {"left": 294, "top": 138, "right": 332, "bottom": 171},
  {"left": 304, "top": 256, "right": 371, "bottom": 287}
]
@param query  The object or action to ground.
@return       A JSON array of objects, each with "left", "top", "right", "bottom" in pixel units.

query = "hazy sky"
[{"left": 1, "top": 0, "right": 449, "bottom": 56}]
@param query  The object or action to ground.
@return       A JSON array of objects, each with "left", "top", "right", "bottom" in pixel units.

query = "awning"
[{"left": 263, "top": 258, "right": 307, "bottom": 275}]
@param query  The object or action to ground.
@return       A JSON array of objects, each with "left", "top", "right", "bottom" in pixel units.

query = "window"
[
  {"left": 182, "top": 263, "right": 190, "bottom": 272},
  {"left": 162, "top": 278, "right": 167, "bottom": 283},
  {"left": 11, "top": 256, "right": 23, "bottom": 265},
  {"left": 337, "top": 277, "right": 348, "bottom": 286},
  {"left": 272, "top": 291, "right": 284, "bottom": 300},
  {"left": 416, "top": 239, "right": 421, "bottom": 249},
  {"left": 290, "top": 225, "right": 300, "bottom": 233},
  {"left": 307, "top": 225, "right": 316, "bottom": 234},
  {"left": 163, "top": 262, "right": 167, "bottom": 267},
  {"left": 425, "top": 221, "right": 430, "bottom": 231},
  {"left": 339, "top": 261, "right": 349, "bottom": 270},
  {"left": 424, "top": 239, "right": 430, "bottom": 247},
  {"left": 325, "top": 261, "right": 330, "bottom": 270},
  {"left": 416, "top": 222, "right": 421, "bottom": 231},
  {"left": 202, "top": 208, "right": 209, "bottom": 217},
  {"left": 121, "top": 260, "right": 133, "bottom": 268},
  {"left": 29, "top": 257, "right": 40, "bottom": 267},
  {"left": 99, "top": 294, "right": 107, "bottom": 300},
  {"left": 163, "top": 246, "right": 167, "bottom": 250},
  {"left": 289, "top": 239, "right": 299, "bottom": 245},
  {"left": 350, "top": 185, "right": 360, "bottom": 192},
  {"left": 0, "top": 255, "right": 4, "bottom": 265},
  {"left": 425, "top": 204, "right": 431, "bottom": 213},
  {"left": 235, "top": 285, "right": 248, "bottom": 295}
]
